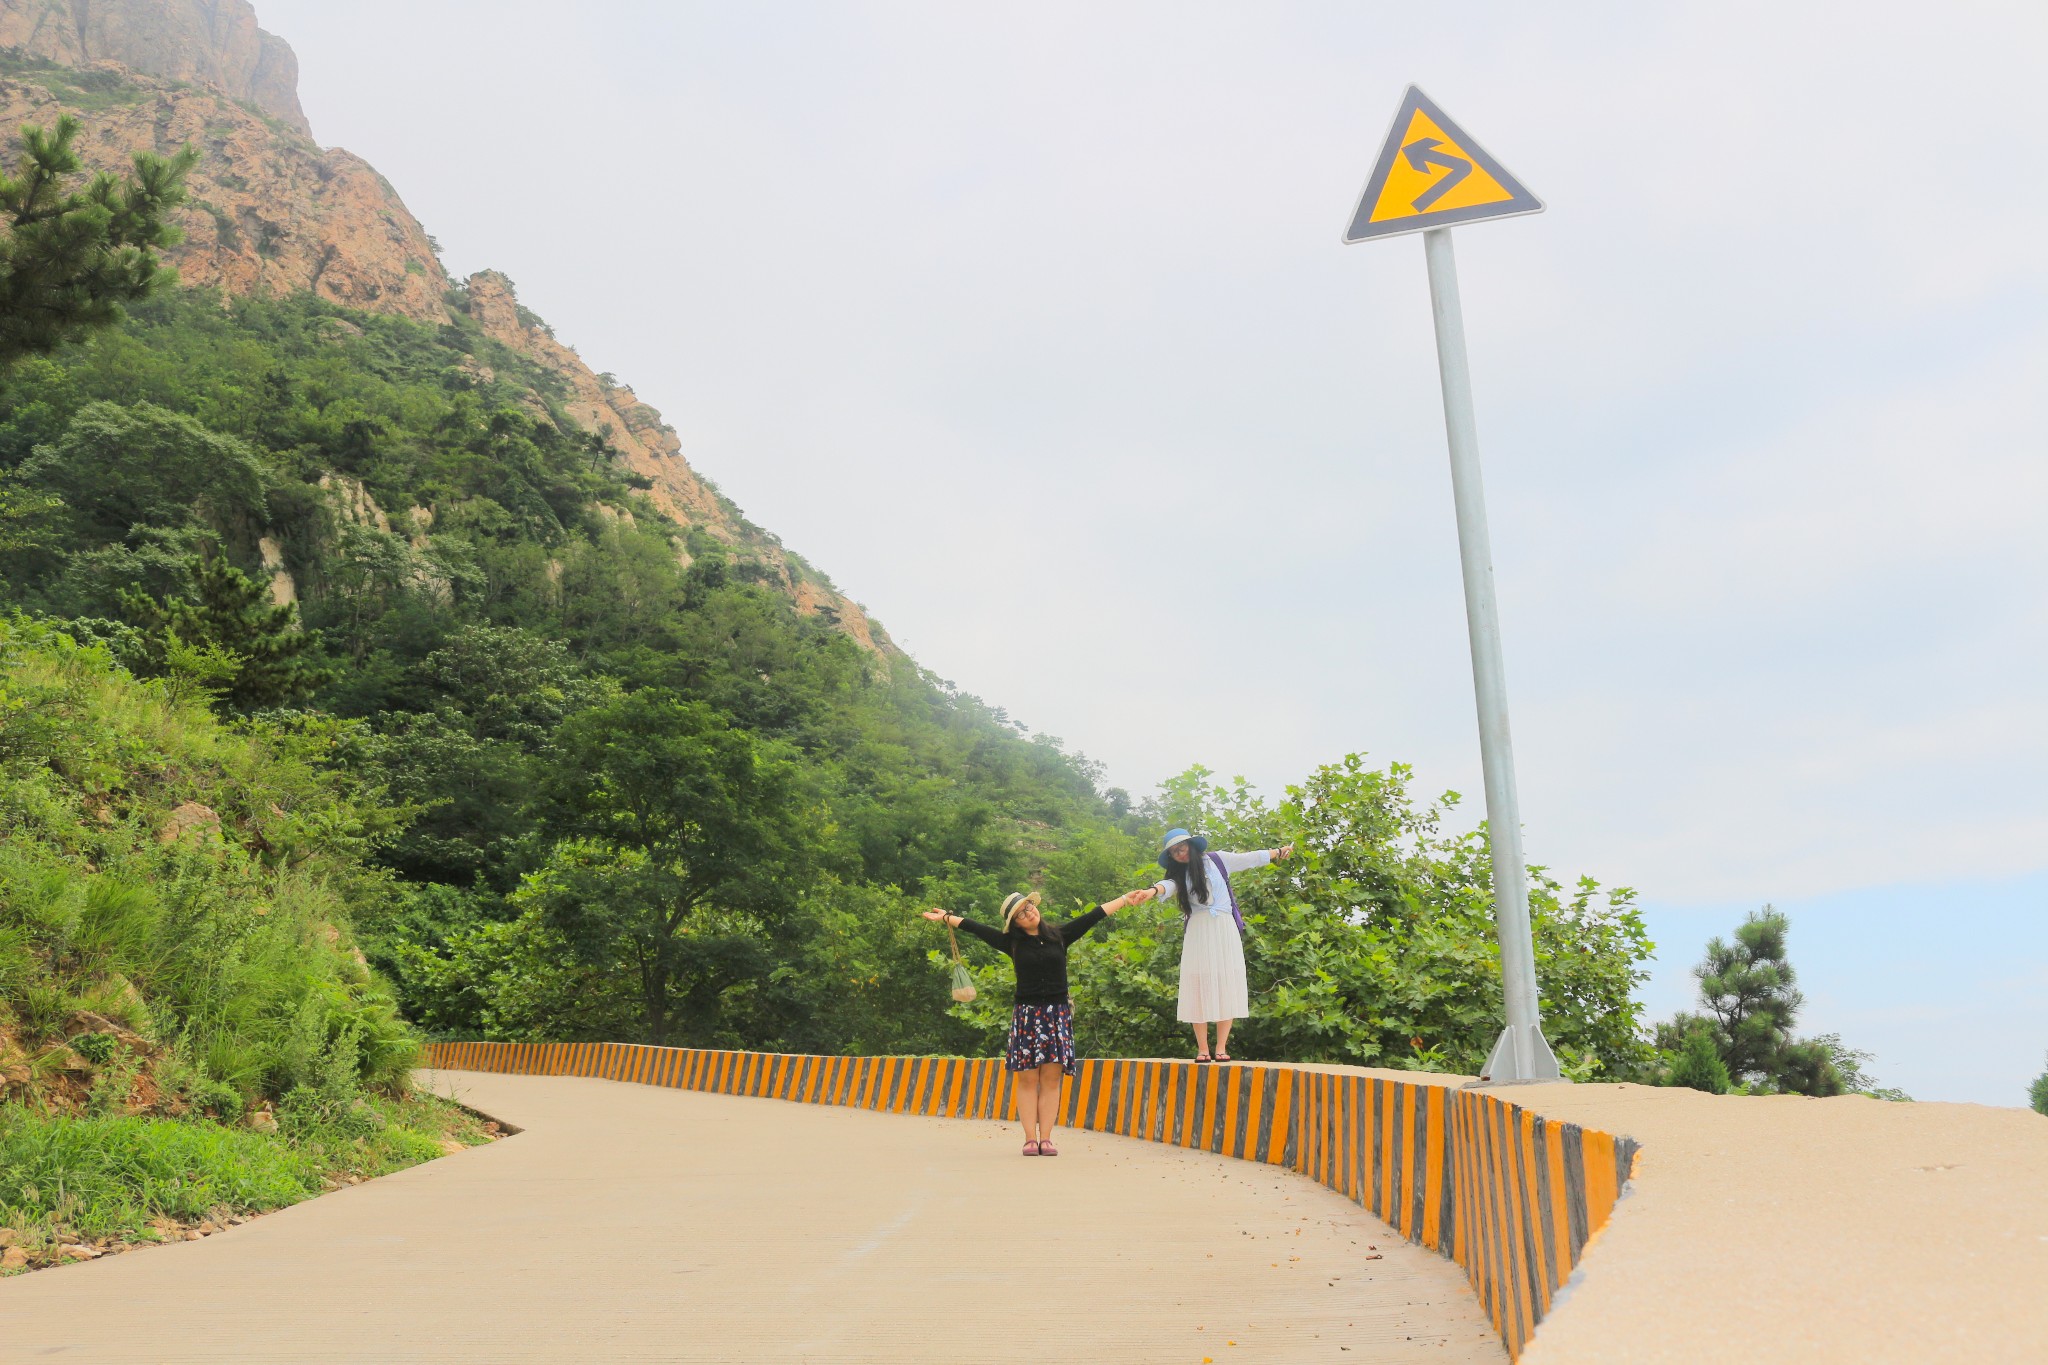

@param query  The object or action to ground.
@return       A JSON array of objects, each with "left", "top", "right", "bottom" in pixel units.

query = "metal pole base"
[{"left": 1475, "top": 1022, "right": 1565, "bottom": 1085}]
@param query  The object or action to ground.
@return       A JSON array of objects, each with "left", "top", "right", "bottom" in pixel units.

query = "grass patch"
[
  {"left": 0, "top": 1088, "right": 495, "bottom": 1270},
  {"left": 0, "top": 1110, "right": 319, "bottom": 1238}
]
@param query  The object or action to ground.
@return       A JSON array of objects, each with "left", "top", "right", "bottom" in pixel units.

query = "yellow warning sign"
[{"left": 1344, "top": 88, "right": 1542, "bottom": 243}]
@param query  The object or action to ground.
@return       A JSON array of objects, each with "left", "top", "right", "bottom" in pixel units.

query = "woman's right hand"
[{"left": 922, "top": 908, "right": 950, "bottom": 923}]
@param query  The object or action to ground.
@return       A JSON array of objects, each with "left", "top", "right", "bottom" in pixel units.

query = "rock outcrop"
[
  {"left": 0, "top": 62, "right": 450, "bottom": 321},
  {"left": 0, "top": 0, "right": 307, "bottom": 132}
]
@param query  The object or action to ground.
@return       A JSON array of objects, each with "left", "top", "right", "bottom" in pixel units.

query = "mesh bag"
[{"left": 947, "top": 925, "right": 977, "bottom": 1003}]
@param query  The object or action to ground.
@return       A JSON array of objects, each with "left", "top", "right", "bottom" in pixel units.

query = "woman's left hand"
[{"left": 1273, "top": 844, "right": 1295, "bottom": 860}]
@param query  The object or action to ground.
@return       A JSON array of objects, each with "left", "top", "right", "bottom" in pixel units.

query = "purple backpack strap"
[{"left": 1208, "top": 851, "right": 1246, "bottom": 936}]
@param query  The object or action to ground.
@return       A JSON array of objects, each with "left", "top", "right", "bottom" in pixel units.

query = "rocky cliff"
[
  {"left": 0, "top": 5, "right": 888, "bottom": 655},
  {"left": 0, "top": 0, "right": 305, "bottom": 132},
  {"left": 0, "top": 49, "right": 450, "bottom": 320}
]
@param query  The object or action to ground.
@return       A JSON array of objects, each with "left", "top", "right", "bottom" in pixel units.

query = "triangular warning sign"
[{"left": 1343, "top": 87, "right": 1542, "bottom": 243}]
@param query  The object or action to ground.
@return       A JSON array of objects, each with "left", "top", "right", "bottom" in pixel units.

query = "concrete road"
[{"left": 0, "top": 1069, "right": 1500, "bottom": 1363}]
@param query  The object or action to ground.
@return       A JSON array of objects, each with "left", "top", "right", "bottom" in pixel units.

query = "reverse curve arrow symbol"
[{"left": 1402, "top": 137, "right": 1472, "bottom": 212}]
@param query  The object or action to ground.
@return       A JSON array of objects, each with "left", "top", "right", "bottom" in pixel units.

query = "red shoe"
[
  {"left": 1022, "top": 1140, "right": 1041, "bottom": 1156},
  {"left": 1038, "top": 1139, "right": 1059, "bottom": 1156}
]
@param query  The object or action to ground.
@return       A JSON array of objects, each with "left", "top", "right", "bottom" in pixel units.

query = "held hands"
[
  {"left": 1107, "top": 886, "right": 1159, "bottom": 915},
  {"left": 1272, "top": 845, "right": 1295, "bottom": 860},
  {"left": 921, "top": 908, "right": 953, "bottom": 924}
]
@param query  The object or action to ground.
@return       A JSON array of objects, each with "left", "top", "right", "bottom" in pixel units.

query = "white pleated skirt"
[{"left": 1176, "top": 912, "right": 1249, "bottom": 1024}]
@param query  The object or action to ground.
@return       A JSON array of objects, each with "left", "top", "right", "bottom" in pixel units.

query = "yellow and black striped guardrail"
[{"left": 424, "top": 1041, "right": 1638, "bottom": 1358}]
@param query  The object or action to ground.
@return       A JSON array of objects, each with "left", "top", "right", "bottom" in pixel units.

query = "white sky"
[{"left": 260, "top": 1, "right": 2047, "bottom": 1103}]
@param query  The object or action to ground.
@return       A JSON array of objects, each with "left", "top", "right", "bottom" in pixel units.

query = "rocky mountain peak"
[
  {"left": 0, "top": 0, "right": 307, "bottom": 133},
  {"left": 0, "top": 2, "right": 892, "bottom": 658}
]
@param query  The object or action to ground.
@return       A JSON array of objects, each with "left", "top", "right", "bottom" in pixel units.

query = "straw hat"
[{"left": 999, "top": 890, "right": 1042, "bottom": 931}]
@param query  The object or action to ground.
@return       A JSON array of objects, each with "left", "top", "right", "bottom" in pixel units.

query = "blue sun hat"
[{"left": 1157, "top": 827, "right": 1209, "bottom": 870}]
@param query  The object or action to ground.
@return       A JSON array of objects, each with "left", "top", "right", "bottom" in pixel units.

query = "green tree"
[
  {"left": 1666, "top": 1023, "right": 1731, "bottom": 1094},
  {"left": 0, "top": 117, "right": 197, "bottom": 364},
  {"left": 359, "top": 626, "right": 607, "bottom": 888},
  {"left": 1812, "top": 1032, "right": 1911, "bottom": 1102},
  {"left": 119, "top": 550, "right": 327, "bottom": 710},
  {"left": 392, "top": 900, "right": 642, "bottom": 1043},
  {"left": 1048, "top": 759, "right": 1654, "bottom": 1076},
  {"left": 0, "top": 468, "right": 60, "bottom": 550},
  {"left": 1656, "top": 907, "right": 1846, "bottom": 1096},
  {"left": 533, "top": 690, "right": 812, "bottom": 1042},
  {"left": 18, "top": 401, "right": 269, "bottom": 549},
  {"left": 2029, "top": 1055, "right": 2047, "bottom": 1117}
]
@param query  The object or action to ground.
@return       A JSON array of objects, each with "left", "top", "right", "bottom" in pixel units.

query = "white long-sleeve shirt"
[{"left": 1152, "top": 848, "right": 1272, "bottom": 917}]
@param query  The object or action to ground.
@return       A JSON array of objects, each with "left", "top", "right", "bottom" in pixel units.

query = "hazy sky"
[{"left": 260, "top": 1, "right": 2046, "bottom": 1104}]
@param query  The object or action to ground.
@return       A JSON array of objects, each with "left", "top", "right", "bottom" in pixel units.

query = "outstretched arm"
[
  {"left": 1066, "top": 888, "right": 1157, "bottom": 946},
  {"left": 922, "top": 907, "right": 1007, "bottom": 949},
  {"left": 1215, "top": 846, "right": 1294, "bottom": 875}
]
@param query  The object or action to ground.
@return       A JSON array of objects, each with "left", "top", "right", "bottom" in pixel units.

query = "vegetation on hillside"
[
  {"left": 0, "top": 618, "right": 490, "bottom": 1270},
  {"left": 0, "top": 283, "right": 1659, "bottom": 1081},
  {"left": 0, "top": 618, "right": 411, "bottom": 1103}
]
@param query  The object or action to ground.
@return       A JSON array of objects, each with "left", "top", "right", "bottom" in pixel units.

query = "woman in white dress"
[{"left": 1146, "top": 827, "right": 1292, "bottom": 1063}]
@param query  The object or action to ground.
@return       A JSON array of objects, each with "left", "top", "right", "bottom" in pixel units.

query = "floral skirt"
[{"left": 1004, "top": 1001, "right": 1077, "bottom": 1074}]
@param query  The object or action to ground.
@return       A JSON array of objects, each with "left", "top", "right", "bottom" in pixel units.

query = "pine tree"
[
  {"left": 1694, "top": 908, "right": 1801, "bottom": 1079},
  {"left": 120, "top": 551, "right": 327, "bottom": 710},
  {"left": 1656, "top": 907, "right": 1848, "bottom": 1097},
  {"left": 0, "top": 116, "right": 198, "bottom": 365}
]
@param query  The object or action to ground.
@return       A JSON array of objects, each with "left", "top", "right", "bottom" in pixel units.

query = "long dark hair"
[{"left": 1167, "top": 851, "right": 1210, "bottom": 918}]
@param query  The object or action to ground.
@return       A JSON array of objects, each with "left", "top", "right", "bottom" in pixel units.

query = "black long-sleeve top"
[{"left": 953, "top": 907, "right": 1107, "bottom": 1005}]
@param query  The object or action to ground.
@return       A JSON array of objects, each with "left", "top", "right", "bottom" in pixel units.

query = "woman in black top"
[{"left": 923, "top": 885, "right": 1153, "bottom": 1156}]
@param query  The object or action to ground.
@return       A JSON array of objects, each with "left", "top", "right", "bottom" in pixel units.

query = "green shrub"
[
  {"left": 2030, "top": 1056, "right": 2047, "bottom": 1117},
  {"left": 181, "top": 1075, "right": 244, "bottom": 1122},
  {"left": 1668, "top": 1026, "right": 1732, "bottom": 1095}
]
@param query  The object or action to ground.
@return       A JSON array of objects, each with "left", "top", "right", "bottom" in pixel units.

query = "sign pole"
[
  {"left": 1345, "top": 85, "right": 1558, "bottom": 1082},
  {"left": 1419, "top": 226, "right": 1558, "bottom": 1083}
]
